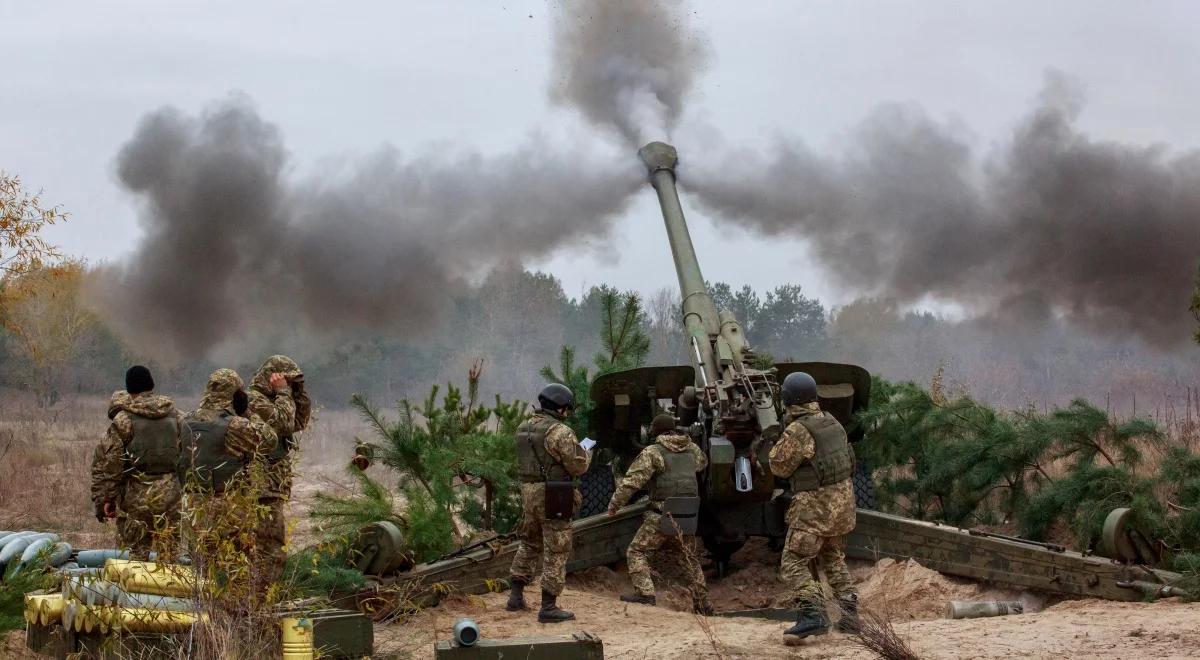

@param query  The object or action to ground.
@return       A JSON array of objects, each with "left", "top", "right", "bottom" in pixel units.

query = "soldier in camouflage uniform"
[
  {"left": 179, "top": 369, "right": 278, "bottom": 603},
  {"left": 507, "top": 383, "right": 592, "bottom": 623},
  {"left": 607, "top": 414, "right": 713, "bottom": 614},
  {"left": 769, "top": 371, "right": 858, "bottom": 639},
  {"left": 90, "top": 366, "right": 183, "bottom": 560},
  {"left": 246, "top": 355, "right": 310, "bottom": 590}
]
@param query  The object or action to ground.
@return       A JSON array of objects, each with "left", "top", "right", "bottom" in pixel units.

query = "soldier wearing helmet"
[
  {"left": 507, "top": 383, "right": 592, "bottom": 623},
  {"left": 606, "top": 413, "right": 713, "bottom": 615},
  {"left": 769, "top": 371, "right": 859, "bottom": 639}
]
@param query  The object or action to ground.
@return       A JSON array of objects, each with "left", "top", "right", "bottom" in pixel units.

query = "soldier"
[
  {"left": 179, "top": 368, "right": 278, "bottom": 603},
  {"left": 245, "top": 355, "right": 310, "bottom": 591},
  {"left": 606, "top": 413, "right": 713, "bottom": 615},
  {"left": 768, "top": 371, "right": 859, "bottom": 639},
  {"left": 90, "top": 365, "right": 183, "bottom": 560},
  {"left": 507, "top": 383, "right": 592, "bottom": 623}
]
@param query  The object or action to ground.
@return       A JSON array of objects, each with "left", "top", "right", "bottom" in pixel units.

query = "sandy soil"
[
  {"left": 369, "top": 537, "right": 1198, "bottom": 659},
  {"left": 373, "top": 572, "right": 1199, "bottom": 660}
]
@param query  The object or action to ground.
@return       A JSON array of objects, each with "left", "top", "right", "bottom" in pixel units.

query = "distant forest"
[{"left": 1, "top": 263, "right": 1197, "bottom": 415}]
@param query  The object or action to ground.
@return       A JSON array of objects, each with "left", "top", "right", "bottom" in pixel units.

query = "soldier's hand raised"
[{"left": 269, "top": 373, "right": 288, "bottom": 392}]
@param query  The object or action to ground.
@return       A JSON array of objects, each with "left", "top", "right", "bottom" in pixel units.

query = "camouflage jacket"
[
  {"left": 608, "top": 433, "right": 707, "bottom": 510},
  {"left": 247, "top": 355, "right": 311, "bottom": 498},
  {"left": 537, "top": 413, "right": 592, "bottom": 479},
  {"left": 770, "top": 403, "right": 855, "bottom": 536},
  {"left": 90, "top": 390, "right": 182, "bottom": 511},
  {"left": 767, "top": 402, "right": 823, "bottom": 479},
  {"left": 194, "top": 368, "right": 278, "bottom": 461}
]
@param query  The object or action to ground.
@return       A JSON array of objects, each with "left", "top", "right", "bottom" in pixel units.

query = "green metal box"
[{"left": 434, "top": 631, "right": 604, "bottom": 660}]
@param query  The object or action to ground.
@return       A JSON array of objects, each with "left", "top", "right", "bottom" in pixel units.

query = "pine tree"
[
  {"left": 311, "top": 365, "right": 528, "bottom": 563},
  {"left": 539, "top": 346, "right": 593, "bottom": 437},
  {"left": 593, "top": 289, "right": 650, "bottom": 374}
]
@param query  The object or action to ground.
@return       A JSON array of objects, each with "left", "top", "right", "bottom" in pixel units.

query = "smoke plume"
[
  {"left": 91, "top": 96, "right": 641, "bottom": 358},
  {"left": 549, "top": 0, "right": 708, "bottom": 145},
  {"left": 686, "top": 73, "right": 1200, "bottom": 346}
]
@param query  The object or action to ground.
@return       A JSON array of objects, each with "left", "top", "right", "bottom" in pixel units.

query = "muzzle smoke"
[
  {"left": 685, "top": 74, "right": 1200, "bottom": 346},
  {"left": 90, "top": 97, "right": 641, "bottom": 358},
  {"left": 549, "top": 0, "right": 708, "bottom": 146}
]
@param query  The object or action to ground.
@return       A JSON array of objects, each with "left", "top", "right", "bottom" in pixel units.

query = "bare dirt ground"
[
  {"left": 3, "top": 396, "right": 1198, "bottom": 658},
  {"left": 375, "top": 563, "right": 1199, "bottom": 659}
]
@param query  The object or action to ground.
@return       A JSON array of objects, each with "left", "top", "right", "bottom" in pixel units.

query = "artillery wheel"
[
  {"left": 577, "top": 466, "right": 616, "bottom": 519},
  {"left": 852, "top": 460, "right": 876, "bottom": 509}
]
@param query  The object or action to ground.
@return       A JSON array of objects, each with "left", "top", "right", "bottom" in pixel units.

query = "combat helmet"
[
  {"left": 537, "top": 383, "right": 575, "bottom": 413},
  {"left": 781, "top": 372, "right": 818, "bottom": 407}
]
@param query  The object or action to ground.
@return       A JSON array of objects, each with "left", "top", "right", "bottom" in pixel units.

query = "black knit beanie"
[{"left": 125, "top": 365, "right": 155, "bottom": 395}]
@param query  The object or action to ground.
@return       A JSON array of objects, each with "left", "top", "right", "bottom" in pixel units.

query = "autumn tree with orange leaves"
[
  {"left": 1, "top": 172, "right": 67, "bottom": 277},
  {"left": 1, "top": 264, "right": 101, "bottom": 406}
]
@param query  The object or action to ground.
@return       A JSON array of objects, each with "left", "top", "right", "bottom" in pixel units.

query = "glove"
[{"left": 94, "top": 502, "right": 107, "bottom": 523}]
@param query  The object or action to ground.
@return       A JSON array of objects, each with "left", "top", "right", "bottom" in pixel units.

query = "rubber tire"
[
  {"left": 851, "top": 460, "right": 876, "bottom": 510},
  {"left": 577, "top": 466, "right": 616, "bottom": 519}
]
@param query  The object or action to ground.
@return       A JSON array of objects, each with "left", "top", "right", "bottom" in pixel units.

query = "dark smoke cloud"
[
  {"left": 90, "top": 96, "right": 641, "bottom": 358},
  {"left": 550, "top": 0, "right": 708, "bottom": 146},
  {"left": 686, "top": 74, "right": 1200, "bottom": 346}
]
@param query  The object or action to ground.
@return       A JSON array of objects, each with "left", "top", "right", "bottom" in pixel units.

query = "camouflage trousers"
[
  {"left": 185, "top": 493, "right": 257, "bottom": 605},
  {"left": 509, "top": 483, "right": 577, "bottom": 596},
  {"left": 254, "top": 498, "right": 288, "bottom": 596},
  {"left": 779, "top": 529, "right": 856, "bottom": 605},
  {"left": 117, "top": 474, "right": 182, "bottom": 560},
  {"left": 626, "top": 510, "right": 708, "bottom": 601}
]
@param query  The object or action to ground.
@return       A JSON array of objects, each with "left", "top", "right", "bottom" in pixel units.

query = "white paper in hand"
[{"left": 579, "top": 437, "right": 596, "bottom": 451}]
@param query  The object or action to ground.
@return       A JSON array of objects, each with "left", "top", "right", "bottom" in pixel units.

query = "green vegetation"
[
  {"left": 1192, "top": 263, "right": 1200, "bottom": 344},
  {"left": 311, "top": 364, "right": 528, "bottom": 563},
  {"left": 0, "top": 553, "right": 57, "bottom": 633},
  {"left": 858, "top": 376, "right": 1200, "bottom": 581},
  {"left": 282, "top": 544, "right": 367, "bottom": 598},
  {"left": 540, "top": 288, "right": 650, "bottom": 437}
]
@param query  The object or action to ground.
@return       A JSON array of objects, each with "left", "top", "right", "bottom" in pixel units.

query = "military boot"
[
  {"left": 783, "top": 600, "right": 829, "bottom": 639},
  {"left": 836, "top": 593, "right": 860, "bottom": 634},
  {"left": 538, "top": 590, "right": 576, "bottom": 623},
  {"left": 692, "top": 599, "right": 715, "bottom": 616},
  {"left": 506, "top": 577, "right": 529, "bottom": 611},
  {"left": 619, "top": 592, "right": 656, "bottom": 606}
]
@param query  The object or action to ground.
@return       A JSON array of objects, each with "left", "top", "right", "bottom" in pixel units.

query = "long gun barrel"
[{"left": 638, "top": 142, "right": 722, "bottom": 389}]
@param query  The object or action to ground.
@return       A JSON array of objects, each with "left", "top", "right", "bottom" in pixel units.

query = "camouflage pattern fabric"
[
  {"left": 247, "top": 355, "right": 309, "bottom": 500},
  {"left": 90, "top": 390, "right": 183, "bottom": 560},
  {"left": 194, "top": 368, "right": 279, "bottom": 461},
  {"left": 253, "top": 498, "right": 287, "bottom": 596},
  {"left": 114, "top": 475, "right": 183, "bottom": 560},
  {"left": 185, "top": 491, "right": 257, "bottom": 605},
  {"left": 509, "top": 413, "right": 591, "bottom": 596},
  {"left": 626, "top": 510, "right": 708, "bottom": 600},
  {"left": 608, "top": 433, "right": 707, "bottom": 509},
  {"left": 769, "top": 402, "right": 857, "bottom": 604},
  {"left": 185, "top": 369, "right": 281, "bottom": 603},
  {"left": 509, "top": 483, "right": 576, "bottom": 595},
  {"left": 607, "top": 433, "right": 708, "bottom": 598}
]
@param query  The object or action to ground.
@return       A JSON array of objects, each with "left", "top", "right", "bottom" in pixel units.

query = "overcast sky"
[{"left": 5, "top": 0, "right": 1199, "bottom": 307}]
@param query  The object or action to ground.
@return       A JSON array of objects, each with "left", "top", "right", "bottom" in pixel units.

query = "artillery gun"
[
  {"left": 349, "top": 142, "right": 1187, "bottom": 611},
  {"left": 585, "top": 142, "right": 871, "bottom": 569}
]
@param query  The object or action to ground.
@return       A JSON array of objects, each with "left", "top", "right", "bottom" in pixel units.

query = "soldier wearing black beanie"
[{"left": 125, "top": 365, "right": 155, "bottom": 395}]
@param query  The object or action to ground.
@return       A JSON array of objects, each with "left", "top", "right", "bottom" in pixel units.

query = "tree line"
[{"left": 2, "top": 261, "right": 1198, "bottom": 413}]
